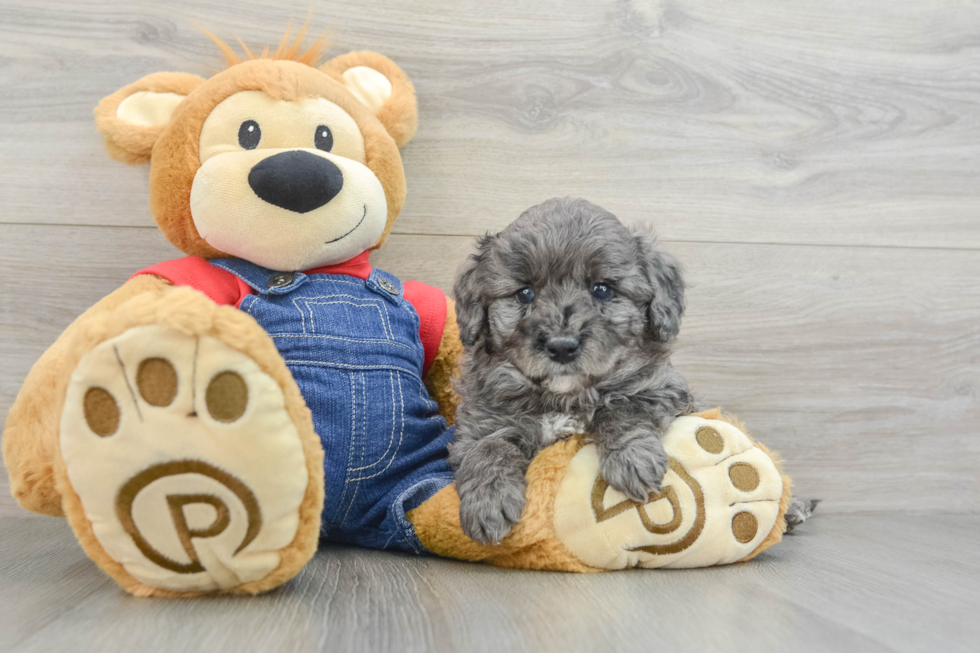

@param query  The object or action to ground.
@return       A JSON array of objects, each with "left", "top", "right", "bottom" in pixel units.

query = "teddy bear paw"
[
  {"left": 552, "top": 415, "right": 785, "bottom": 569},
  {"left": 59, "top": 325, "right": 313, "bottom": 593}
]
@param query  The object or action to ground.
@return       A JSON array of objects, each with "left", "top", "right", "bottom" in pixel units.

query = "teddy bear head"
[{"left": 94, "top": 34, "right": 417, "bottom": 272}]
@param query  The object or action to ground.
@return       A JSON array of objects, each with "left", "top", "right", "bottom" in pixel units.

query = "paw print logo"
[
  {"left": 590, "top": 457, "right": 705, "bottom": 554},
  {"left": 553, "top": 418, "right": 784, "bottom": 570},
  {"left": 60, "top": 325, "right": 311, "bottom": 591},
  {"left": 115, "top": 460, "right": 261, "bottom": 575}
]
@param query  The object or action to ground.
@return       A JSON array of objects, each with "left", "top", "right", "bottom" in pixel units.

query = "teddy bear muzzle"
[{"left": 189, "top": 146, "right": 388, "bottom": 271}]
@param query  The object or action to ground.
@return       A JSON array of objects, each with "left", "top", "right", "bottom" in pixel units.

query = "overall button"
[
  {"left": 378, "top": 278, "right": 399, "bottom": 295},
  {"left": 267, "top": 272, "right": 295, "bottom": 288}
]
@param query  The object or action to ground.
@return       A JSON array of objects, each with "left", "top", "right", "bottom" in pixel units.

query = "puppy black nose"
[
  {"left": 248, "top": 150, "right": 343, "bottom": 214},
  {"left": 546, "top": 336, "right": 581, "bottom": 364}
]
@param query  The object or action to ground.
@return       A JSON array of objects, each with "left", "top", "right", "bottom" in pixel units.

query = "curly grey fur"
[
  {"left": 450, "top": 197, "right": 698, "bottom": 544},
  {"left": 784, "top": 498, "right": 819, "bottom": 532}
]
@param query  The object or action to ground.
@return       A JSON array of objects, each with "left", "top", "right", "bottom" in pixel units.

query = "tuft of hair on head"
[{"left": 197, "top": 17, "right": 329, "bottom": 69}]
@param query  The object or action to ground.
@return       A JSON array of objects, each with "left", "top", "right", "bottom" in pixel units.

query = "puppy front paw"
[
  {"left": 599, "top": 437, "right": 670, "bottom": 503},
  {"left": 459, "top": 480, "right": 526, "bottom": 545}
]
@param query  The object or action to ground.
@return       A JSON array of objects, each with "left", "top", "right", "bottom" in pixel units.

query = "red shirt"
[{"left": 133, "top": 252, "right": 447, "bottom": 374}]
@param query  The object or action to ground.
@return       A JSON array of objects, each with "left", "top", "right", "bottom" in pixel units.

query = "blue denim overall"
[{"left": 210, "top": 258, "right": 454, "bottom": 553}]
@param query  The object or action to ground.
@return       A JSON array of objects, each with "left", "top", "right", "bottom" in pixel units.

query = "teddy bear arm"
[
  {"left": 422, "top": 296, "right": 464, "bottom": 425},
  {"left": 2, "top": 274, "right": 173, "bottom": 516}
]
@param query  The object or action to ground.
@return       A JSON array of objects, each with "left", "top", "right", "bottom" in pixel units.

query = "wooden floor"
[
  {"left": 1, "top": 513, "right": 977, "bottom": 653},
  {"left": 0, "top": 0, "right": 978, "bottom": 651}
]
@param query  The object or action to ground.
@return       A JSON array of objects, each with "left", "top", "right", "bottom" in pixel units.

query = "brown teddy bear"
[{"left": 2, "top": 30, "right": 793, "bottom": 597}]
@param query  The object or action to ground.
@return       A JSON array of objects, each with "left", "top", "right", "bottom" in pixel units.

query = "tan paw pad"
[
  {"left": 61, "top": 325, "right": 310, "bottom": 592},
  {"left": 552, "top": 416, "right": 784, "bottom": 570}
]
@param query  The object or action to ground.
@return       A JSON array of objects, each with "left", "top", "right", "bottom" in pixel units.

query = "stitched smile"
[{"left": 325, "top": 204, "right": 368, "bottom": 244}]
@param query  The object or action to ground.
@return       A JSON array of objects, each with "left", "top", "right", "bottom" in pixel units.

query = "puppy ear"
[
  {"left": 633, "top": 228, "right": 686, "bottom": 342},
  {"left": 320, "top": 51, "right": 418, "bottom": 147},
  {"left": 453, "top": 234, "right": 496, "bottom": 348},
  {"left": 94, "top": 72, "right": 205, "bottom": 165}
]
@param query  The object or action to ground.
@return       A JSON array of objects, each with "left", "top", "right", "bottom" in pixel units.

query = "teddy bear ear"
[
  {"left": 320, "top": 51, "right": 418, "bottom": 147},
  {"left": 94, "top": 72, "right": 206, "bottom": 165}
]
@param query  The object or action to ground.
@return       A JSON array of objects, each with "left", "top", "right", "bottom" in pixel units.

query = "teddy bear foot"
[
  {"left": 552, "top": 412, "right": 789, "bottom": 569},
  {"left": 408, "top": 410, "right": 790, "bottom": 572},
  {"left": 56, "top": 292, "right": 324, "bottom": 596}
]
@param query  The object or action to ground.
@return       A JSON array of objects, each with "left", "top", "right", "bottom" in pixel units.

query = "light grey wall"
[{"left": 2, "top": 0, "right": 978, "bottom": 517}]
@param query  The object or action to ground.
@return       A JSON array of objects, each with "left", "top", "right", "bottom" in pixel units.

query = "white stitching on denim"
[
  {"left": 323, "top": 295, "right": 392, "bottom": 339},
  {"left": 271, "top": 333, "right": 416, "bottom": 355},
  {"left": 351, "top": 370, "right": 406, "bottom": 481},
  {"left": 303, "top": 298, "right": 392, "bottom": 339},
  {"left": 305, "top": 272, "right": 401, "bottom": 293},
  {"left": 340, "top": 380, "right": 374, "bottom": 524},
  {"left": 340, "top": 476, "right": 361, "bottom": 526},
  {"left": 394, "top": 472, "right": 455, "bottom": 554},
  {"left": 415, "top": 378, "right": 446, "bottom": 426},
  {"left": 241, "top": 294, "right": 257, "bottom": 316},
  {"left": 305, "top": 278, "right": 363, "bottom": 287},
  {"left": 356, "top": 372, "right": 365, "bottom": 469},
  {"left": 340, "top": 373, "right": 368, "bottom": 525},
  {"left": 400, "top": 293, "right": 422, "bottom": 342},
  {"left": 307, "top": 276, "right": 403, "bottom": 303},
  {"left": 358, "top": 372, "right": 368, "bottom": 471},
  {"left": 334, "top": 372, "right": 359, "bottom": 529},
  {"left": 349, "top": 370, "right": 398, "bottom": 472},
  {"left": 399, "top": 294, "right": 426, "bottom": 355},
  {"left": 357, "top": 377, "right": 405, "bottom": 481},
  {"left": 372, "top": 289, "right": 395, "bottom": 338},
  {"left": 297, "top": 293, "right": 381, "bottom": 332},
  {"left": 285, "top": 359, "right": 421, "bottom": 379},
  {"left": 290, "top": 296, "right": 309, "bottom": 334},
  {"left": 360, "top": 372, "right": 367, "bottom": 466},
  {"left": 289, "top": 294, "right": 392, "bottom": 338}
]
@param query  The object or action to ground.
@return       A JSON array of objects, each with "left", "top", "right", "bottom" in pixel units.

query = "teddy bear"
[{"left": 1, "top": 30, "right": 794, "bottom": 597}]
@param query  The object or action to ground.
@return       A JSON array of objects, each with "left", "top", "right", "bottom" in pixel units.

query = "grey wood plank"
[
  {"left": 1, "top": 224, "right": 978, "bottom": 517},
  {"left": 0, "top": 2, "right": 977, "bottom": 648},
  {"left": 1, "top": 0, "right": 979, "bottom": 249},
  {"left": 0, "top": 513, "right": 976, "bottom": 653}
]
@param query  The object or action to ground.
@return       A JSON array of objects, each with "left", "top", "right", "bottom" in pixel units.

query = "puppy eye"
[
  {"left": 516, "top": 287, "right": 535, "bottom": 305},
  {"left": 314, "top": 125, "right": 333, "bottom": 152},
  {"left": 591, "top": 282, "right": 614, "bottom": 302},
  {"left": 238, "top": 120, "right": 261, "bottom": 150}
]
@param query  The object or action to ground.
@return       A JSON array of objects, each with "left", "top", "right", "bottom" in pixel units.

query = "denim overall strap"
[
  {"left": 206, "top": 257, "right": 454, "bottom": 554},
  {"left": 209, "top": 258, "right": 310, "bottom": 296},
  {"left": 365, "top": 268, "right": 404, "bottom": 306}
]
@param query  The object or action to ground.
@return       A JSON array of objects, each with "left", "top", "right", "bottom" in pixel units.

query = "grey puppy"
[
  {"left": 449, "top": 197, "right": 697, "bottom": 545},
  {"left": 450, "top": 197, "right": 816, "bottom": 545}
]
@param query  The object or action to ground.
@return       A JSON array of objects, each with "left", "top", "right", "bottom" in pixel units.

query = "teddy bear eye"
[
  {"left": 314, "top": 125, "right": 333, "bottom": 152},
  {"left": 238, "top": 120, "right": 261, "bottom": 150}
]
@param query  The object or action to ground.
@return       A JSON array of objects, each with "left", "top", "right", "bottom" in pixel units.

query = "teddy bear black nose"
[{"left": 247, "top": 150, "right": 344, "bottom": 214}]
